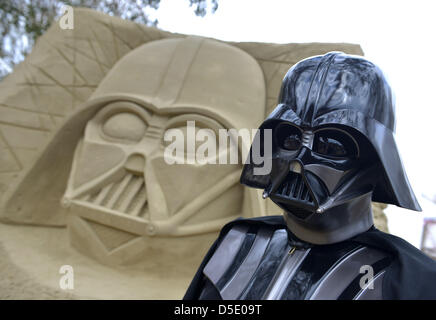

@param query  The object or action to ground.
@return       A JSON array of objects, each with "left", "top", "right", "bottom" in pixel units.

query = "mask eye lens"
[
  {"left": 314, "top": 129, "right": 358, "bottom": 158},
  {"left": 275, "top": 123, "right": 302, "bottom": 151},
  {"left": 283, "top": 134, "right": 301, "bottom": 150},
  {"left": 317, "top": 136, "right": 346, "bottom": 156}
]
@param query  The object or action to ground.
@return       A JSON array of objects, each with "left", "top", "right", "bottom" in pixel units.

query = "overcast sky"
[{"left": 150, "top": 0, "right": 436, "bottom": 247}]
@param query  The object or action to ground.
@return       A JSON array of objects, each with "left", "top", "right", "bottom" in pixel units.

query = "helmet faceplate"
[{"left": 241, "top": 52, "right": 421, "bottom": 244}]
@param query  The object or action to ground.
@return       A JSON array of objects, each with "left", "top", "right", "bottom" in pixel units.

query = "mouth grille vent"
[
  {"left": 79, "top": 173, "right": 148, "bottom": 218},
  {"left": 276, "top": 172, "right": 314, "bottom": 204}
]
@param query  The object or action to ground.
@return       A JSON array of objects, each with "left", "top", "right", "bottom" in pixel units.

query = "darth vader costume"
[{"left": 184, "top": 52, "right": 436, "bottom": 300}]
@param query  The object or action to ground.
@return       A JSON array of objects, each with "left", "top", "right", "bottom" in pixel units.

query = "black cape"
[{"left": 184, "top": 216, "right": 436, "bottom": 300}]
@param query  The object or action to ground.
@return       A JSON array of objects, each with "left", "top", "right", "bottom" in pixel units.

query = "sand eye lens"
[{"left": 102, "top": 112, "right": 147, "bottom": 142}]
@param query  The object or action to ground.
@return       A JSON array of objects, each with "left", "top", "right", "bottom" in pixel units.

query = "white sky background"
[{"left": 150, "top": 0, "right": 436, "bottom": 247}]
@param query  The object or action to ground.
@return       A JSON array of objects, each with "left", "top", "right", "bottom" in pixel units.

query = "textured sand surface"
[
  {"left": 0, "top": 242, "right": 75, "bottom": 299},
  {"left": 0, "top": 223, "right": 193, "bottom": 299}
]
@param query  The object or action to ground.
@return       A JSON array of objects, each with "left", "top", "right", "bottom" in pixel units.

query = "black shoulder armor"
[{"left": 198, "top": 223, "right": 391, "bottom": 300}]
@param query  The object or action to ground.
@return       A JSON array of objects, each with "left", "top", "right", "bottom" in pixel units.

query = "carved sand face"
[
  {"left": 59, "top": 37, "right": 266, "bottom": 242},
  {"left": 63, "top": 100, "right": 243, "bottom": 237},
  {"left": 45, "top": 36, "right": 267, "bottom": 267}
]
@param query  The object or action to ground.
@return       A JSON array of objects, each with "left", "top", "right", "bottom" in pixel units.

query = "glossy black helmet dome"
[{"left": 241, "top": 51, "right": 421, "bottom": 212}]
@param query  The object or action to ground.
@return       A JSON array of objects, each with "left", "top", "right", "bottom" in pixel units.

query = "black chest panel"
[{"left": 199, "top": 225, "right": 392, "bottom": 300}]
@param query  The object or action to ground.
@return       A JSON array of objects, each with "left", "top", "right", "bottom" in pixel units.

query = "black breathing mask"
[{"left": 241, "top": 52, "right": 420, "bottom": 244}]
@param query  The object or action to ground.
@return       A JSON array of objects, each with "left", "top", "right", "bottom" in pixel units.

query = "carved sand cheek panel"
[{"left": 60, "top": 36, "right": 267, "bottom": 265}]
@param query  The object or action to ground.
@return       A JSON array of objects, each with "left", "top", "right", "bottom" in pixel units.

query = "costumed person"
[{"left": 184, "top": 52, "right": 436, "bottom": 300}]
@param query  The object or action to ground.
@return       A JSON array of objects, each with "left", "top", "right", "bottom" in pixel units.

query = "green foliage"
[{"left": 0, "top": 0, "right": 218, "bottom": 79}]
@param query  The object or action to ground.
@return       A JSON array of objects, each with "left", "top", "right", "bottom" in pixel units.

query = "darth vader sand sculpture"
[
  {"left": 62, "top": 36, "right": 267, "bottom": 265},
  {"left": 4, "top": 36, "right": 266, "bottom": 266},
  {"left": 185, "top": 52, "right": 436, "bottom": 300},
  {"left": 0, "top": 35, "right": 271, "bottom": 298}
]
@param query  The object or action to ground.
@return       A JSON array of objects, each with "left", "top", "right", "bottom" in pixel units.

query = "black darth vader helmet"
[{"left": 241, "top": 52, "right": 421, "bottom": 243}]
